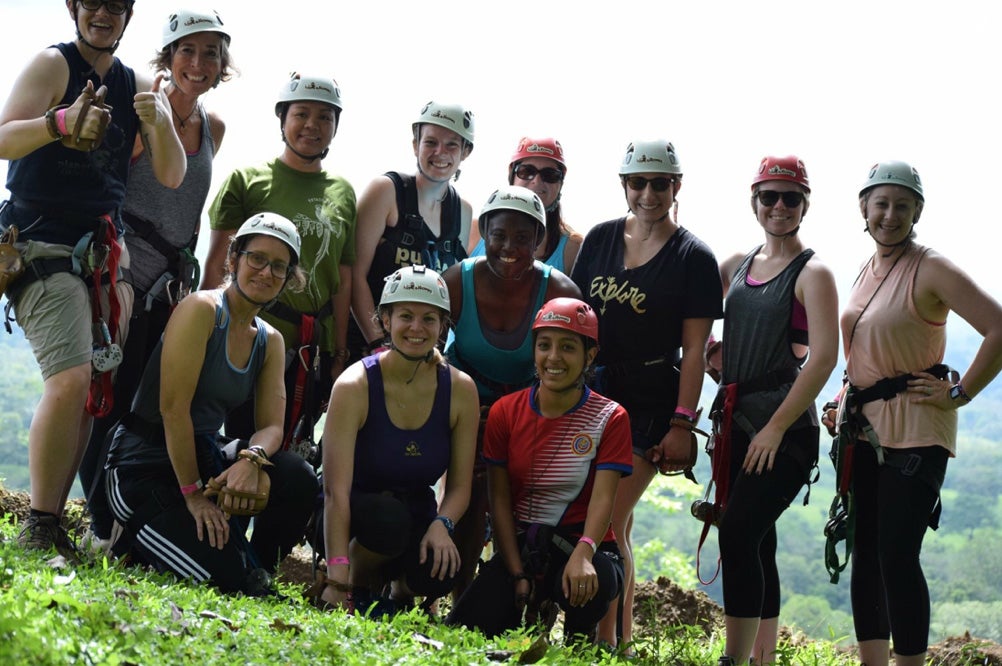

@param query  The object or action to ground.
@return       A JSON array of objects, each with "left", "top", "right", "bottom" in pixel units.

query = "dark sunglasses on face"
[
  {"left": 239, "top": 251, "right": 290, "bottom": 279},
  {"left": 513, "top": 163, "right": 564, "bottom": 184},
  {"left": 624, "top": 176, "right": 673, "bottom": 193},
  {"left": 79, "top": 0, "right": 130, "bottom": 14},
  {"left": 756, "top": 190, "right": 805, "bottom": 207}
]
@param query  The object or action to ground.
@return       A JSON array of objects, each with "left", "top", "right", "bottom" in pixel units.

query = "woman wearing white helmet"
[
  {"left": 1, "top": 0, "right": 186, "bottom": 556},
  {"left": 79, "top": 6, "right": 237, "bottom": 549},
  {"left": 441, "top": 184, "right": 581, "bottom": 602},
  {"left": 466, "top": 136, "right": 583, "bottom": 274},
  {"left": 103, "top": 213, "right": 316, "bottom": 595},
  {"left": 201, "top": 71, "right": 357, "bottom": 461},
  {"left": 570, "top": 140, "right": 723, "bottom": 647},
  {"left": 821, "top": 161, "right": 1002, "bottom": 666},
  {"left": 316, "top": 265, "right": 479, "bottom": 615},
  {"left": 348, "top": 100, "right": 476, "bottom": 361},
  {"left": 712, "top": 156, "right": 839, "bottom": 666}
]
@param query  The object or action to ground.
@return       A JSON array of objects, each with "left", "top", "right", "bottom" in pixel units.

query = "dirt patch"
[{"left": 3, "top": 486, "right": 1001, "bottom": 664}]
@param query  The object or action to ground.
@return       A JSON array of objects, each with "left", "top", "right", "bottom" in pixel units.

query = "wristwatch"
[
  {"left": 434, "top": 515, "right": 455, "bottom": 536},
  {"left": 949, "top": 383, "right": 971, "bottom": 405}
]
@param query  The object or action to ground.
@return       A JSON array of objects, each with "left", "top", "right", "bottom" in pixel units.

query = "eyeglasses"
[
  {"left": 78, "top": 0, "right": 131, "bottom": 15},
  {"left": 513, "top": 164, "right": 564, "bottom": 184},
  {"left": 624, "top": 176, "right": 674, "bottom": 192},
  {"left": 239, "top": 251, "right": 290, "bottom": 279},
  {"left": 756, "top": 190, "right": 805, "bottom": 207}
]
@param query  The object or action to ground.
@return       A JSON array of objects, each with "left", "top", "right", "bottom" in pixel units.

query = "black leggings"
[
  {"left": 850, "top": 443, "right": 948, "bottom": 656},
  {"left": 718, "top": 426, "right": 818, "bottom": 618}
]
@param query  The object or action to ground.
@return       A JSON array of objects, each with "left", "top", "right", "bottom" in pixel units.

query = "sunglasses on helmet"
[
  {"left": 756, "top": 190, "right": 805, "bottom": 207},
  {"left": 513, "top": 164, "right": 564, "bottom": 184},
  {"left": 624, "top": 176, "right": 674, "bottom": 193}
]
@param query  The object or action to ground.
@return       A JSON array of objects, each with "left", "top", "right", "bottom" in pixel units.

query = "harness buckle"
[{"left": 900, "top": 452, "right": 923, "bottom": 477}]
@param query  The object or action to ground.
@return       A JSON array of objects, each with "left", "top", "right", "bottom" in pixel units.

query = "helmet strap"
[
  {"left": 281, "top": 131, "right": 328, "bottom": 162},
  {"left": 390, "top": 344, "right": 433, "bottom": 384}
]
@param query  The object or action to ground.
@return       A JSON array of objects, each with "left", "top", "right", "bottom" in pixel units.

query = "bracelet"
[
  {"left": 673, "top": 406, "right": 698, "bottom": 422},
  {"left": 247, "top": 445, "right": 270, "bottom": 461},
  {"left": 578, "top": 536, "right": 598, "bottom": 554},
  {"left": 669, "top": 416, "right": 696, "bottom": 432},
  {"left": 332, "top": 348, "right": 350, "bottom": 363},
  {"left": 180, "top": 479, "right": 204, "bottom": 496},
  {"left": 326, "top": 556, "right": 350, "bottom": 568},
  {"left": 55, "top": 108, "right": 69, "bottom": 137},
  {"left": 434, "top": 515, "right": 455, "bottom": 536},
  {"left": 237, "top": 447, "right": 274, "bottom": 468}
]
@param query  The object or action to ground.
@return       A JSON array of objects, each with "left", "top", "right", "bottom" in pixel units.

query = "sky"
[{"left": 2, "top": 0, "right": 1000, "bottom": 328}]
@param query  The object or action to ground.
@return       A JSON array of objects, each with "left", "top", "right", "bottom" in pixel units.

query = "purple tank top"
[{"left": 352, "top": 355, "right": 453, "bottom": 493}]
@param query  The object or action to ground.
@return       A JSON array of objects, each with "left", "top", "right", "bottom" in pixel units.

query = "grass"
[{"left": 0, "top": 514, "right": 861, "bottom": 666}]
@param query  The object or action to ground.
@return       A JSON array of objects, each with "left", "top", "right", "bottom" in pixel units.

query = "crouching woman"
[{"left": 447, "top": 298, "right": 633, "bottom": 645}]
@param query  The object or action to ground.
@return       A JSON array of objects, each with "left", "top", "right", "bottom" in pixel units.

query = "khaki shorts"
[{"left": 11, "top": 240, "right": 133, "bottom": 380}]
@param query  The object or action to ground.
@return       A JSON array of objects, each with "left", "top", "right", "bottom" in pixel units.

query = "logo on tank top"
[
  {"left": 404, "top": 441, "right": 422, "bottom": 457},
  {"left": 571, "top": 433, "right": 594, "bottom": 456}
]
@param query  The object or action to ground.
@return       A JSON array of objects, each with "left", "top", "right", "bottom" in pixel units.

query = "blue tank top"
[
  {"left": 352, "top": 355, "right": 453, "bottom": 493},
  {"left": 445, "top": 258, "right": 551, "bottom": 402},
  {"left": 6, "top": 42, "right": 138, "bottom": 243},
  {"left": 469, "top": 233, "right": 569, "bottom": 273}
]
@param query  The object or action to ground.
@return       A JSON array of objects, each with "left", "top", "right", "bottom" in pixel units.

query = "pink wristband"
[
  {"left": 578, "top": 536, "right": 597, "bottom": 554},
  {"left": 674, "top": 405, "right": 698, "bottom": 421},
  {"left": 56, "top": 108, "right": 69, "bottom": 137},
  {"left": 327, "top": 556, "right": 350, "bottom": 567},
  {"left": 180, "top": 479, "right": 203, "bottom": 496}
]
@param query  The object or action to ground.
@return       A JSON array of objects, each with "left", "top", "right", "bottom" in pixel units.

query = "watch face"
[{"left": 950, "top": 385, "right": 970, "bottom": 403}]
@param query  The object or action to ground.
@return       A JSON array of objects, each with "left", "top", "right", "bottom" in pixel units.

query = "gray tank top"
[
  {"left": 122, "top": 104, "right": 215, "bottom": 297},
  {"left": 721, "top": 247, "right": 817, "bottom": 431}
]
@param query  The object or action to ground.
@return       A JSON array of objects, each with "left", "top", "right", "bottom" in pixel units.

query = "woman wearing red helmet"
[
  {"left": 447, "top": 297, "right": 632, "bottom": 646},
  {"left": 713, "top": 155, "right": 839, "bottom": 666},
  {"left": 467, "top": 136, "right": 582, "bottom": 274}
]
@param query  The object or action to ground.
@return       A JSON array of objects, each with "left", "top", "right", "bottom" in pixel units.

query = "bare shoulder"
[{"left": 546, "top": 265, "right": 582, "bottom": 299}]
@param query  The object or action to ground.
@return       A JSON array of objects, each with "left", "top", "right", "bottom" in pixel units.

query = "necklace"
[{"left": 169, "top": 96, "right": 198, "bottom": 134}]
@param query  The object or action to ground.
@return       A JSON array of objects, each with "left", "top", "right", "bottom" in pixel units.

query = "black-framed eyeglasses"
[
  {"left": 239, "top": 251, "right": 290, "bottom": 279},
  {"left": 513, "top": 163, "right": 564, "bottom": 184},
  {"left": 624, "top": 176, "right": 673, "bottom": 192},
  {"left": 756, "top": 190, "right": 805, "bottom": 208},
  {"left": 79, "top": 0, "right": 131, "bottom": 15}
]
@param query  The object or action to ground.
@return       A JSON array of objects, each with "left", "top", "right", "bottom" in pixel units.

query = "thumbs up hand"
[{"left": 134, "top": 73, "right": 170, "bottom": 128}]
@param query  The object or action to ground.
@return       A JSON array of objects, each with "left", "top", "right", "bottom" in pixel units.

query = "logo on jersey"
[
  {"left": 571, "top": 433, "right": 594, "bottom": 456},
  {"left": 404, "top": 441, "right": 422, "bottom": 457}
]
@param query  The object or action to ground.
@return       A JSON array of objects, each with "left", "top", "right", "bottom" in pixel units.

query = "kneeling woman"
[
  {"left": 318, "top": 265, "right": 479, "bottom": 612},
  {"left": 447, "top": 298, "right": 633, "bottom": 644},
  {"left": 105, "top": 213, "right": 318, "bottom": 594}
]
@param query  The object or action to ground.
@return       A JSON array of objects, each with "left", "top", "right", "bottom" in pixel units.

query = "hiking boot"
[
  {"left": 717, "top": 657, "right": 737, "bottom": 666},
  {"left": 18, "top": 514, "right": 78, "bottom": 560}
]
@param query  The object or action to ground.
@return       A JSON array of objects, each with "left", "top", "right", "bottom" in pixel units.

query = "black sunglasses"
[
  {"left": 756, "top": 190, "right": 805, "bottom": 207},
  {"left": 624, "top": 176, "right": 673, "bottom": 193},
  {"left": 513, "top": 163, "right": 564, "bottom": 184},
  {"left": 79, "top": 0, "right": 131, "bottom": 15}
]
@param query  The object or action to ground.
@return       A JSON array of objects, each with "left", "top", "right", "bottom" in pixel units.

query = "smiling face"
[
  {"left": 168, "top": 32, "right": 224, "bottom": 96},
  {"left": 534, "top": 328, "right": 596, "bottom": 394},
  {"left": 232, "top": 235, "right": 291, "bottom": 301},
  {"left": 752, "top": 183, "right": 809, "bottom": 235},
  {"left": 282, "top": 101, "right": 336, "bottom": 156},
  {"left": 860, "top": 184, "right": 922, "bottom": 246},
  {"left": 624, "top": 171, "right": 678, "bottom": 224},
  {"left": 483, "top": 211, "right": 539, "bottom": 279},
  {"left": 381, "top": 302, "right": 445, "bottom": 357},
  {"left": 413, "top": 123, "right": 469, "bottom": 183},
  {"left": 70, "top": 0, "right": 129, "bottom": 49}
]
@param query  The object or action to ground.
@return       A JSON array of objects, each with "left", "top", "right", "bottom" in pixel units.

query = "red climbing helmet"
[
  {"left": 751, "top": 155, "right": 810, "bottom": 192},
  {"left": 532, "top": 297, "right": 599, "bottom": 346}
]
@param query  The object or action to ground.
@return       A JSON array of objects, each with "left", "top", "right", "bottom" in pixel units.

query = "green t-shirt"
[{"left": 209, "top": 158, "right": 357, "bottom": 352}]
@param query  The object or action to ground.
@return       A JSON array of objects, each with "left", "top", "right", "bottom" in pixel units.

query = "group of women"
[{"left": 3, "top": 3, "right": 1002, "bottom": 665}]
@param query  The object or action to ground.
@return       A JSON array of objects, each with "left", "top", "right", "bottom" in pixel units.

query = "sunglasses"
[
  {"left": 756, "top": 190, "right": 805, "bottom": 207},
  {"left": 240, "top": 251, "right": 290, "bottom": 279},
  {"left": 79, "top": 0, "right": 131, "bottom": 15},
  {"left": 624, "top": 176, "right": 674, "bottom": 192},
  {"left": 513, "top": 164, "right": 564, "bottom": 184}
]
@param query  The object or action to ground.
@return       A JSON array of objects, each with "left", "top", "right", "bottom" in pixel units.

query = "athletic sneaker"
[{"left": 17, "top": 514, "right": 78, "bottom": 559}]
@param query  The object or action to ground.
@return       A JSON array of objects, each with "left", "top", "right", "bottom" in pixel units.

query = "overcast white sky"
[{"left": 3, "top": 0, "right": 999, "bottom": 314}]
